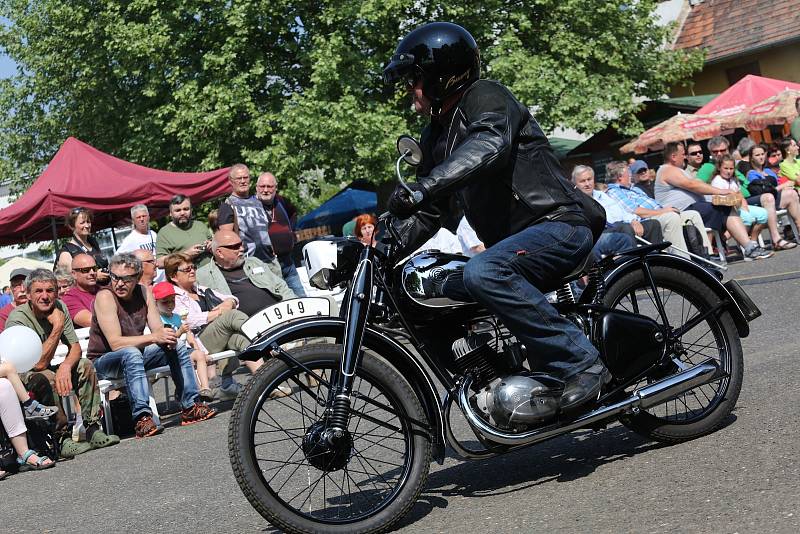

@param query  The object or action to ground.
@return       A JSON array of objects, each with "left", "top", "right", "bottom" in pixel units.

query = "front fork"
[{"left": 327, "top": 246, "right": 374, "bottom": 433}]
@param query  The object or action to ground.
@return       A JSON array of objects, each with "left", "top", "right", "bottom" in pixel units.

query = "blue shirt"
[
  {"left": 0, "top": 293, "right": 11, "bottom": 307},
  {"left": 605, "top": 183, "right": 662, "bottom": 218},
  {"left": 746, "top": 168, "right": 779, "bottom": 184},
  {"left": 159, "top": 312, "right": 182, "bottom": 330},
  {"left": 592, "top": 190, "right": 638, "bottom": 225}
]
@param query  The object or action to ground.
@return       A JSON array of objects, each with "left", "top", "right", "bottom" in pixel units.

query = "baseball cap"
[
  {"left": 9, "top": 268, "right": 32, "bottom": 282},
  {"left": 629, "top": 160, "right": 649, "bottom": 175},
  {"left": 152, "top": 282, "right": 176, "bottom": 300}
]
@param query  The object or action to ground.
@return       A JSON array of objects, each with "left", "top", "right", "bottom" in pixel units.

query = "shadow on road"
[
  {"left": 395, "top": 424, "right": 664, "bottom": 530},
  {"left": 395, "top": 412, "right": 738, "bottom": 530}
]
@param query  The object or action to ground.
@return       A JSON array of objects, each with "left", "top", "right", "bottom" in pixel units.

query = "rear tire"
[
  {"left": 603, "top": 266, "right": 744, "bottom": 443},
  {"left": 228, "top": 343, "right": 431, "bottom": 533}
]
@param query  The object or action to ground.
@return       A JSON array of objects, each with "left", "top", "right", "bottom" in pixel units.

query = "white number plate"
[{"left": 240, "top": 297, "right": 332, "bottom": 340}]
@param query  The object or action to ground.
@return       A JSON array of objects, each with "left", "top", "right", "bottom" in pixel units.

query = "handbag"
[
  {"left": 746, "top": 178, "right": 778, "bottom": 198},
  {"left": 200, "top": 287, "right": 224, "bottom": 310}
]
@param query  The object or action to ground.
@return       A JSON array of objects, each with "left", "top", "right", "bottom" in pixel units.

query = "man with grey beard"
[{"left": 196, "top": 230, "right": 295, "bottom": 316}]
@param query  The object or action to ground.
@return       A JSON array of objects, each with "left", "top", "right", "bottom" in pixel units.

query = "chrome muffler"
[{"left": 457, "top": 359, "right": 723, "bottom": 446}]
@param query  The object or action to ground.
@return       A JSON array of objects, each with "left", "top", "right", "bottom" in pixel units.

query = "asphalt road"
[{"left": 3, "top": 250, "right": 800, "bottom": 533}]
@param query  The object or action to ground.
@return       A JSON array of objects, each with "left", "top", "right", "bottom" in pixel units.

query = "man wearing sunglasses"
[
  {"left": 61, "top": 254, "right": 99, "bottom": 328},
  {"left": 88, "top": 253, "right": 216, "bottom": 438},
  {"left": 196, "top": 230, "right": 295, "bottom": 317},
  {"left": 685, "top": 143, "right": 705, "bottom": 178}
]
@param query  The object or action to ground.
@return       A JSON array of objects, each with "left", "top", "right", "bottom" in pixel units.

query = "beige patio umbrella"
[
  {"left": 620, "top": 113, "right": 728, "bottom": 155},
  {"left": 722, "top": 89, "right": 800, "bottom": 131}
]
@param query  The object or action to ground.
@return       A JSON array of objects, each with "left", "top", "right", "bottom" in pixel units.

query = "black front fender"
[
  {"left": 603, "top": 252, "right": 754, "bottom": 337},
  {"left": 240, "top": 317, "right": 447, "bottom": 463}
]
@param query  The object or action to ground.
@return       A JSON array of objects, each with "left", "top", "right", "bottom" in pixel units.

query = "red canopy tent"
[
  {"left": 0, "top": 137, "right": 231, "bottom": 246},
  {"left": 696, "top": 74, "right": 800, "bottom": 120}
]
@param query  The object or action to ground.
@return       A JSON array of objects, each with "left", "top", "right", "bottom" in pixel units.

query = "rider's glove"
[{"left": 388, "top": 182, "right": 427, "bottom": 218}]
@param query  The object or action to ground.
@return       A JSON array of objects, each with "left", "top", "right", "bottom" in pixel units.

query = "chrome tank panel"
[{"left": 401, "top": 251, "right": 476, "bottom": 308}]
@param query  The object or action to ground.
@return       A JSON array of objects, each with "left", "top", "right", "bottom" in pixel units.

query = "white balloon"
[{"left": 0, "top": 325, "right": 43, "bottom": 373}]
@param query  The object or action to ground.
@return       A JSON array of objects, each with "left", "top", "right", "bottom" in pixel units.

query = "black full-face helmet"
[{"left": 383, "top": 22, "right": 480, "bottom": 113}]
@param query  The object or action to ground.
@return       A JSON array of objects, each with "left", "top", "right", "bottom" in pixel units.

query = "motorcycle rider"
[{"left": 383, "top": 22, "right": 608, "bottom": 412}]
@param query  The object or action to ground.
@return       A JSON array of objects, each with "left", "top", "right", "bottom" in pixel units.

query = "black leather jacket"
[{"left": 393, "top": 79, "right": 602, "bottom": 254}]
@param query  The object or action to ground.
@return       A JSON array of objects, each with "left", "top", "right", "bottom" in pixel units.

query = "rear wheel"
[
  {"left": 603, "top": 266, "right": 743, "bottom": 443},
  {"left": 228, "top": 343, "right": 431, "bottom": 533}
]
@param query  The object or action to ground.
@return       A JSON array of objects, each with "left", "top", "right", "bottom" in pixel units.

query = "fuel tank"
[{"left": 398, "top": 251, "right": 483, "bottom": 320}]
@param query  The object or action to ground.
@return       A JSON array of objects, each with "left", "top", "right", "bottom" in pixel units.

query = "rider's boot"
[{"left": 560, "top": 361, "right": 611, "bottom": 413}]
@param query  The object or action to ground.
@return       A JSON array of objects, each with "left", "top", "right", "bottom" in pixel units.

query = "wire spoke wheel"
[
  {"left": 604, "top": 266, "right": 743, "bottom": 442},
  {"left": 229, "top": 343, "right": 431, "bottom": 534}
]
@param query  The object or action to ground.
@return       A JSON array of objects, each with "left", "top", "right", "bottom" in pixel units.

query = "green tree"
[{"left": 0, "top": 0, "right": 701, "bottom": 212}]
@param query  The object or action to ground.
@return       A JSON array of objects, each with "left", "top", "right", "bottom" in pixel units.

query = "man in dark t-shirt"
[{"left": 256, "top": 172, "right": 306, "bottom": 296}]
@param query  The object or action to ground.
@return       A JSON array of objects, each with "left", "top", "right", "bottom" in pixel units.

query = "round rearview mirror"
[{"left": 397, "top": 135, "right": 423, "bottom": 167}]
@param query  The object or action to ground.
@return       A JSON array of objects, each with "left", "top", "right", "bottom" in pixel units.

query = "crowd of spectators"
[
  {"left": 0, "top": 165, "right": 305, "bottom": 480},
  {"left": 569, "top": 134, "right": 800, "bottom": 266}
]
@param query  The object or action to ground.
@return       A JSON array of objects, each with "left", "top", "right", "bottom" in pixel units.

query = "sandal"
[
  {"left": 0, "top": 470, "right": 8, "bottom": 481},
  {"left": 23, "top": 400, "right": 58, "bottom": 420},
  {"left": 17, "top": 449, "right": 55, "bottom": 472},
  {"left": 774, "top": 239, "right": 797, "bottom": 250}
]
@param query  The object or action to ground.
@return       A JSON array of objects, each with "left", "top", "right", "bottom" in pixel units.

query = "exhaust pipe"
[{"left": 457, "top": 359, "right": 723, "bottom": 446}]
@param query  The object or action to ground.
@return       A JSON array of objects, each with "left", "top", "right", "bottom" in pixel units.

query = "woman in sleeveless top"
[{"left": 55, "top": 207, "right": 109, "bottom": 284}]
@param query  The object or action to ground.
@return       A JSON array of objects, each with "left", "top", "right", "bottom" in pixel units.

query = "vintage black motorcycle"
[{"left": 228, "top": 138, "right": 761, "bottom": 534}]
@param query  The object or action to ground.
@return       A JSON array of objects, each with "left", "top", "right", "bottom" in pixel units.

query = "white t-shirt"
[
  {"left": 116, "top": 228, "right": 164, "bottom": 282},
  {"left": 117, "top": 228, "right": 158, "bottom": 253},
  {"left": 417, "top": 228, "right": 462, "bottom": 255},
  {"left": 456, "top": 217, "right": 483, "bottom": 257}
]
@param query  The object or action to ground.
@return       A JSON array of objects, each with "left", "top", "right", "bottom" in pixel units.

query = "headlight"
[
  {"left": 302, "top": 237, "right": 365, "bottom": 290},
  {"left": 303, "top": 240, "right": 338, "bottom": 290}
]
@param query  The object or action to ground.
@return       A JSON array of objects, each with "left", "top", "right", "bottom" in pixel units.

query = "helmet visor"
[{"left": 382, "top": 53, "right": 417, "bottom": 86}]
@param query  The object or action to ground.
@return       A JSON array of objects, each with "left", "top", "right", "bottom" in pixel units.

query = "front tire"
[
  {"left": 228, "top": 343, "right": 431, "bottom": 533},
  {"left": 603, "top": 266, "right": 744, "bottom": 443}
]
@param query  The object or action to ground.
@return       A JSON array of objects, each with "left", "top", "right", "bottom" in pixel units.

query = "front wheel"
[
  {"left": 228, "top": 343, "right": 432, "bottom": 534},
  {"left": 603, "top": 266, "right": 744, "bottom": 443}
]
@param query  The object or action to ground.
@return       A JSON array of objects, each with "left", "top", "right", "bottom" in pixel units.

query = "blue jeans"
[
  {"left": 444, "top": 221, "right": 599, "bottom": 380},
  {"left": 93, "top": 342, "right": 199, "bottom": 420},
  {"left": 592, "top": 231, "right": 636, "bottom": 261},
  {"left": 279, "top": 255, "right": 306, "bottom": 297}
]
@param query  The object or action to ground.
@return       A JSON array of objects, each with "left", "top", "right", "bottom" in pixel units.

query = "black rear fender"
[{"left": 602, "top": 253, "right": 756, "bottom": 337}]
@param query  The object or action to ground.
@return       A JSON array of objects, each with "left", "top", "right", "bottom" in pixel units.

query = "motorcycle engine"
[
  {"left": 482, "top": 374, "right": 564, "bottom": 428},
  {"left": 451, "top": 330, "right": 565, "bottom": 430}
]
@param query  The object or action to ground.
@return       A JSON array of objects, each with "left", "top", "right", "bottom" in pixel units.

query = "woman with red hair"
[{"left": 354, "top": 214, "right": 378, "bottom": 247}]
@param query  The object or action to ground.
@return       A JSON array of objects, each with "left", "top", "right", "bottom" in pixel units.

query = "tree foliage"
[{"left": 0, "top": 0, "right": 702, "bottom": 211}]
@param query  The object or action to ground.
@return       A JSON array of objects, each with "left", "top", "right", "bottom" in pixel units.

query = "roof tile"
[{"left": 675, "top": 0, "right": 800, "bottom": 61}]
